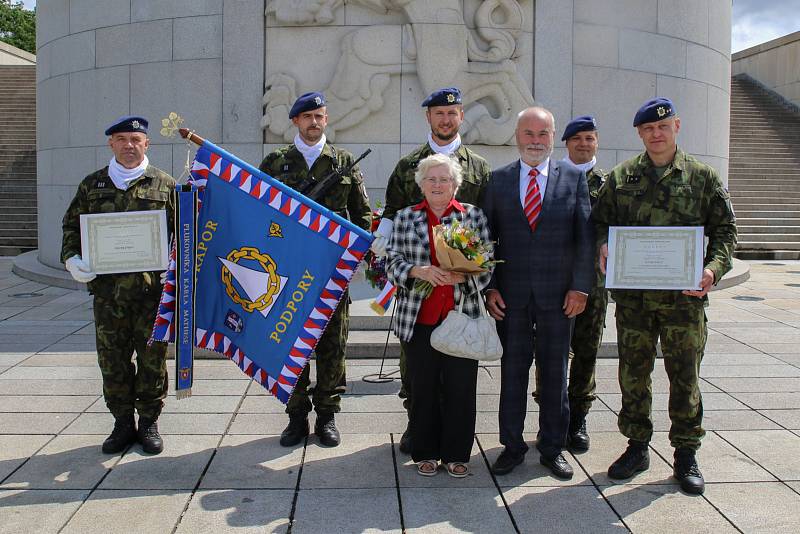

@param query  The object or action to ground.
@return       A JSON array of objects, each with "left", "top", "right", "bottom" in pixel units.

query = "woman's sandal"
[
  {"left": 417, "top": 460, "right": 439, "bottom": 477},
  {"left": 446, "top": 462, "right": 470, "bottom": 478}
]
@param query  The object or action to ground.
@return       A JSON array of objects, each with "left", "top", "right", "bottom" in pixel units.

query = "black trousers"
[
  {"left": 498, "top": 301, "right": 572, "bottom": 459},
  {"left": 403, "top": 323, "right": 478, "bottom": 464}
]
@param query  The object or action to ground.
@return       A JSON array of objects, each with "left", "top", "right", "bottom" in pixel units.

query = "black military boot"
[
  {"left": 137, "top": 417, "right": 164, "bottom": 455},
  {"left": 399, "top": 421, "right": 412, "bottom": 454},
  {"left": 102, "top": 414, "right": 137, "bottom": 454},
  {"left": 280, "top": 413, "right": 309, "bottom": 447},
  {"left": 314, "top": 413, "right": 341, "bottom": 447},
  {"left": 567, "top": 414, "right": 590, "bottom": 453},
  {"left": 608, "top": 440, "right": 650, "bottom": 480},
  {"left": 674, "top": 448, "right": 705, "bottom": 495}
]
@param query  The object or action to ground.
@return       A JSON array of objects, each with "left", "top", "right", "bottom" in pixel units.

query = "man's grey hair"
[
  {"left": 414, "top": 153, "right": 464, "bottom": 189},
  {"left": 517, "top": 106, "right": 556, "bottom": 133}
]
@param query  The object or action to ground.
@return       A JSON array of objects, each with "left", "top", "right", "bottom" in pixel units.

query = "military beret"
[
  {"left": 289, "top": 92, "right": 326, "bottom": 119},
  {"left": 421, "top": 87, "right": 462, "bottom": 108},
  {"left": 104, "top": 115, "right": 148, "bottom": 136},
  {"left": 561, "top": 115, "right": 597, "bottom": 141},
  {"left": 633, "top": 97, "right": 676, "bottom": 127}
]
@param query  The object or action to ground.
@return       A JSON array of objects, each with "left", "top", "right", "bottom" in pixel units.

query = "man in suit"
[{"left": 481, "top": 107, "right": 594, "bottom": 479}]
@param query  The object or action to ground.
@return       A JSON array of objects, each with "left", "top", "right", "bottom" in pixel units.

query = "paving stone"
[
  {"left": 2, "top": 435, "right": 122, "bottom": 490},
  {"left": 651, "top": 409, "right": 782, "bottom": 431},
  {"left": 302, "top": 434, "right": 395, "bottom": 489},
  {"left": 400, "top": 487, "right": 514, "bottom": 533},
  {"left": 160, "top": 395, "right": 242, "bottom": 414},
  {"left": 704, "top": 377, "right": 800, "bottom": 393},
  {"left": 600, "top": 392, "right": 748, "bottom": 412},
  {"left": 338, "top": 394, "right": 406, "bottom": 413},
  {"left": 0, "top": 413, "right": 78, "bottom": 434},
  {"left": 650, "top": 432, "right": 775, "bottom": 483},
  {"left": 0, "top": 353, "right": 32, "bottom": 367},
  {"left": 168, "top": 379, "right": 249, "bottom": 396},
  {"left": 61, "top": 490, "right": 192, "bottom": 534},
  {"left": 700, "top": 353, "right": 786, "bottom": 366},
  {"left": 478, "top": 434, "right": 592, "bottom": 488},
  {"left": 175, "top": 489, "right": 292, "bottom": 533},
  {"left": 601, "top": 483, "right": 736, "bottom": 532},
  {"left": 99, "top": 435, "right": 219, "bottom": 490},
  {"left": 700, "top": 364, "right": 800, "bottom": 378},
  {"left": 0, "top": 435, "right": 53, "bottom": 481},
  {"left": 18, "top": 352, "right": 98, "bottom": 367},
  {"left": 0, "top": 489, "right": 89, "bottom": 534},
  {"left": 716, "top": 430, "right": 800, "bottom": 480},
  {"left": 504, "top": 486, "right": 626, "bottom": 533},
  {"left": 63, "top": 412, "right": 233, "bottom": 435},
  {"left": 292, "top": 488, "right": 401, "bottom": 533},
  {"left": 703, "top": 482, "right": 800, "bottom": 533},
  {"left": 227, "top": 413, "right": 298, "bottom": 435},
  {"left": 0, "top": 366, "right": 101, "bottom": 380},
  {"left": 200, "top": 435, "right": 301, "bottom": 490},
  {"left": 237, "top": 395, "right": 293, "bottom": 414},
  {"left": 571, "top": 432, "right": 673, "bottom": 486},
  {"left": 0, "top": 379, "right": 102, "bottom": 395},
  {"left": 730, "top": 392, "right": 800, "bottom": 410},
  {"left": 758, "top": 410, "right": 800, "bottom": 429}
]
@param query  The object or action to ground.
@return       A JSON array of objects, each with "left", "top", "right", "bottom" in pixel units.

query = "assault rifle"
[{"left": 301, "top": 148, "right": 372, "bottom": 202}]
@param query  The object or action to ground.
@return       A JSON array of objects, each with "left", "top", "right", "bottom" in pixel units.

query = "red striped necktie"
[{"left": 524, "top": 168, "right": 542, "bottom": 232}]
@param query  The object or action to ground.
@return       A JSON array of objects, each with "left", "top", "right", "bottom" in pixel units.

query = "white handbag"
[{"left": 430, "top": 277, "right": 503, "bottom": 361}]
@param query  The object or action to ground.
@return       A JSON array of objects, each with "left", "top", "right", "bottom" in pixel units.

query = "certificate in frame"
[
  {"left": 606, "top": 226, "right": 704, "bottom": 290},
  {"left": 79, "top": 210, "right": 169, "bottom": 275}
]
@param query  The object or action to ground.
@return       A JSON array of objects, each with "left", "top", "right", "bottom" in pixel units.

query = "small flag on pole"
[{"left": 370, "top": 281, "right": 396, "bottom": 316}]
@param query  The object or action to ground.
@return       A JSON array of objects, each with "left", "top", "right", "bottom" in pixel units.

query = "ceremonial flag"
[
  {"left": 370, "top": 281, "right": 396, "bottom": 316},
  {"left": 152, "top": 141, "right": 371, "bottom": 403}
]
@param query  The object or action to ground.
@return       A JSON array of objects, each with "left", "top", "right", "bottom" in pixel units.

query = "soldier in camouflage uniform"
[
  {"left": 593, "top": 98, "right": 737, "bottom": 495},
  {"left": 61, "top": 116, "right": 174, "bottom": 455},
  {"left": 370, "top": 87, "right": 491, "bottom": 454},
  {"left": 259, "top": 92, "right": 371, "bottom": 448},
  {"left": 560, "top": 116, "right": 609, "bottom": 453}
]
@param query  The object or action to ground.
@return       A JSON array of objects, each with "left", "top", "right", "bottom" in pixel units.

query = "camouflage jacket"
[
  {"left": 259, "top": 143, "right": 371, "bottom": 231},
  {"left": 586, "top": 166, "right": 606, "bottom": 208},
  {"left": 382, "top": 143, "right": 492, "bottom": 221},
  {"left": 61, "top": 165, "right": 176, "bottom": 300},
  {"left": 592, "top": 148, "right": 737, "bottom": 308}
]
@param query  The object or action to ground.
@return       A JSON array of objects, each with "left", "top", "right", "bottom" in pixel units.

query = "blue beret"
[
  {"left": 289, "top": 92, "right": 326, "bottom": 119},
  {"left": 421, "top": 87, "right": 462, "bottom": 108},
  {"left": 633, "top": 97, "right": 676, "bottom": 127},
  {"left": 104, "top": 115, "right": 148, "bottom": 136},
  {"left": 561, "top": 115, "right": 597, "bottom": 141}
]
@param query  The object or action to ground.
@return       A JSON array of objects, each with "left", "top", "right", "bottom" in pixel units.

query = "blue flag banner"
[
  {"left": 174, "top": 185, "right": 198, "bottom": 399},
  {"left": 152, "top": 141, "right": 371, "bottom": 403}
]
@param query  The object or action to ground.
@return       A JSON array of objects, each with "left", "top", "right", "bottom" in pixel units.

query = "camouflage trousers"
[
  {"left": 286, "top": 295, "right": 349, "bottom": 416},
  {"left": 568, "top": 285, "right": 609, "bottom": 416},
  {"left": 616, "top": 301, "right": 707, "bottom": 450},
  {"left": 93, "top": 295, "right": 168, "bottom": 420}
]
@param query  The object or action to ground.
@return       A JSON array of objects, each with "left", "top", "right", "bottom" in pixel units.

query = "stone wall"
[
  {"left": 35, "top": 0, "right": 731, "bottom": 270},
  {"left": 0, "top": 41, "right": 36, "bottom": 65},
  {"left": 732, "top": 31, "right": 800, "bottom": 109}
]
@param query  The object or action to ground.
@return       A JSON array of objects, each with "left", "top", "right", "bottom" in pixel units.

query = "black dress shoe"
[
  {"left": 137, "top": 417, "right": 164, "bottom": 455},
  {"left": 540, "top": 453, "right": 574, "bottom": 480},
  {"left": 314, "top": 413, "right": 341, "bottom": 447},
  {"left": 491, "top": 448, "right": 525, "bottom": 475},
  {"left": 280, "top": 414, "right": 309, "bottom": 447},
  {"left": 673, "top": 448, "right": 705, "bottom": 495},
  {"left": 399, "top": 423, "right": 412, "bottom": 455},
  {"left": 102, "top": 415, "right": 137, "bottom": 454},
  {"left": 608, "top": 441, "right": 650, "bottom": 480},
  {"left": 567, "top": 416, "right": 590, "bottom": 453}
]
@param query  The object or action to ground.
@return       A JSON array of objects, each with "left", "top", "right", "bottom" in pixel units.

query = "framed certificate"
[
  {"left": 80, "top": 210, "right": 169, "bottom": 274},
  {"left": 606, "top": 226, "right": 704, "bottom": 290}
]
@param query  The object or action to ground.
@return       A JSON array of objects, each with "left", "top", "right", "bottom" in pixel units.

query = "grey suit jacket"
[{"left": 480, "top": 158, "right": 594, "bottom": 310}]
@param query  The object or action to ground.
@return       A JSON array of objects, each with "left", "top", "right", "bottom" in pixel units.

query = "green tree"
[{"left": 0, "top": 1, "right": 36, "bottom": 55}]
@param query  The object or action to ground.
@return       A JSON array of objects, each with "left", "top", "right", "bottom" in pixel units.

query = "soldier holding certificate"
[
  {"left": 593, "top": 98, "right": 737, "bottom": 494},
  {"left": 61, "top": 116, "right": 175, "bottom": 455}
]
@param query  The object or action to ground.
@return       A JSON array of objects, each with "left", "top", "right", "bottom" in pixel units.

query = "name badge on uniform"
[
  {"left": 96, "top": 181, "right": 107, "bottom": 188},
  {"left": 625, "top": 175, "right": 641, "bottom": 184}
]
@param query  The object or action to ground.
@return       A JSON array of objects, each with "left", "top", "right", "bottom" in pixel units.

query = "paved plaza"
[{"left": 1, "top": 257, "right": 800, "bottom": 533}]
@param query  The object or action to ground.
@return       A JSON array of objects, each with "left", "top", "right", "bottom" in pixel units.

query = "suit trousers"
[
  {"left": 404, "top": 323, "right": 478, "bottom": 464},
  {"left": 498, "top": 301, "right": 572, "bottom": 459}
]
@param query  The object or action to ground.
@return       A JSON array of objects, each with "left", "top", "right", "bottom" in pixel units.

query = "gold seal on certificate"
[
  {"left": 79, "top": 210, "right": 169, "bottom": 274},
  {"left": 606, "top": 226, "right": 704, "bottom": 290}
]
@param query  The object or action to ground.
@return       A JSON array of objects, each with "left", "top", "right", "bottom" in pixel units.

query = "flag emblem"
[{"left": 220, "top": 247, "right": 288, "bottom": 317}]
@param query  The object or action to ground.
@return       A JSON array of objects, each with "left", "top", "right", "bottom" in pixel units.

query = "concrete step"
[
  {"left": 728, "top": 184, "right": 800, "bottom": 191},
  {"left": 737, "top": 233, "right": 800, "bottom": 242},
  {"left": 737, "top": 225, "right": 800, "bottom": 234},
  {"left": 0, "top": 245, "right": 34, "bottom": 256},
  {"left": 730, "top": 191, "right": 800, "bottom": 198},
  {"left": 729, "top": 197, "right": 800, "bottom": 205},
  {"left": 736, "top": 217, "right": 800, "bottom": 226},
  {"left": 735, "top": 249, "right": 800, "bottom": 260},
  {"left": 736, "top": 240, "right": 800, "bottom": 250},
  {"left": 0, "top": 236, "right": 36, "bottom": 247}
]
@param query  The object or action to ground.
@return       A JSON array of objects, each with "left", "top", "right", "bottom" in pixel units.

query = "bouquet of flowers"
[
  {"left": 414, "top": 219, "right": 501, "bottom": 297},
  {"left": 362, "top": 206, "right": 388, "bottom": 290}
]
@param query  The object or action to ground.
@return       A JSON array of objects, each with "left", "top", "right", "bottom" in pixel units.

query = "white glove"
[
  {"left": 370, "top": 218, "right": 394, "bottom": 257},
  {"left": 160, "top": 271, "right": 168, "bottom": 285},
  {"left": 65, "top": 255, "right": 96, "bottom": 284}
]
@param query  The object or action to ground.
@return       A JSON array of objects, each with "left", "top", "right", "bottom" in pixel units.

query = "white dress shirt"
[{"left": 518, "top": 158, "right": 550, "bottom": 209}]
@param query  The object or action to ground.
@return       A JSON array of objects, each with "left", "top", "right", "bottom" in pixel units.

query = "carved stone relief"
[{"left": 262, "top": 0, "right": 535, "bottom": 145}]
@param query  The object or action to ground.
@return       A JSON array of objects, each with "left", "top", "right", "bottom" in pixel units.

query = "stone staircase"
[
  {"left": 729, "top": 75, "right": 800, "bottom": 259},
  {"left": 0, "top": 65, "right": 37, "bottom": 256}
]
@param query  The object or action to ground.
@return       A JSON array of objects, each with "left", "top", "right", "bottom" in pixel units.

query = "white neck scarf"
[
  {"left": 108, "top": 156, "right": 149, "bottom": 191},
  {"left": 294, "top": 133, "right": 327, "bottom": 169},
  {"left": 427, "top": 132, "right": 462, "bottom": 155},
  {"left": 562, "top": 156, "right": 596, "bottom": 174}
]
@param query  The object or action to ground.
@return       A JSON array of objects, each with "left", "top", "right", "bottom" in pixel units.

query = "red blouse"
[{"left": 414, "top": 198, "right": 466, "bottom": 325}]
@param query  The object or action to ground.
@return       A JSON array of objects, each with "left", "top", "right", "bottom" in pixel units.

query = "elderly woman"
[{"left": 386, "top": 153, "right": 493, "bottom": 478}]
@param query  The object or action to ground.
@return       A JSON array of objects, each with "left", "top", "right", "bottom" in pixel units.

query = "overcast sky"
[{"left": 18, "top": 0, "right": 799, "bottom": 53}]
